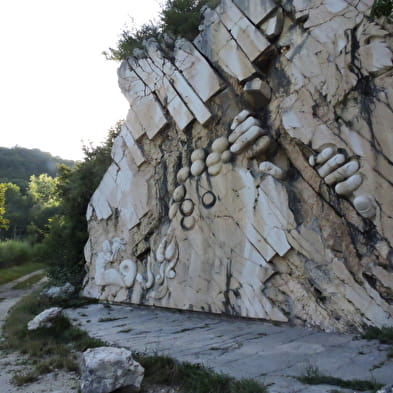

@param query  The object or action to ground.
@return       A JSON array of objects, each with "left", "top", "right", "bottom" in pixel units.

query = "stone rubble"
[
  {"left": 27, "top": 307, "right": 63, "bottom": 330},
  {"left": 41, "top": 282, "right": 75, "bottom": 300},
  {"left": 80, "top": 347, "right": 144, "bottom": 393},
  {"left": 84, "top": 0, "right": 393, "bottom": 333}
]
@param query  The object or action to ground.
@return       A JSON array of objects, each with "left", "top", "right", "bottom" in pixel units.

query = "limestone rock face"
[
  {"left": 83, "top": 0, "right": 393, "bottom": 332},
  {"left": 81, "top": 347, "right": 144, "bottom": 393}
]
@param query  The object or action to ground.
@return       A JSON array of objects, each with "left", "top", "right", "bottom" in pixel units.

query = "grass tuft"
[
  {"left": 0, "top": 262, "right": 45, "bottom": 285},
  {"left": 296, "top": 366, "right": 383, "bottom": 392},
  {"left": 12, "top": 272, "right": 46, "bottom": 290},
  {"left": 2, "top": 288, "right": 105, "bottom": 385},
  {"left": 136, "top": 354, "right": 268, "bottom": 393},
  {"left": 362, "top": 326, "right": 393, "bottom": 345}
]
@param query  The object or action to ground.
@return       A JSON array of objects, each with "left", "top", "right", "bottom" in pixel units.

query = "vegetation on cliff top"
[{"left": 104, "top": 0, "right": 220, "bottom": 61}]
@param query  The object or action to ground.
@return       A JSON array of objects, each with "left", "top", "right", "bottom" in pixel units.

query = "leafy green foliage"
[
  {"left": 0, "top": 146, "right": 74, "bottom": 192},
  {"left": 0, "top": 183, "right": 9, "bottom": 230},
  {"left": 371, "top": 0, "right": 393, "bottom": 18},
  {"left": 1, "top": 183, "right": 30, "bottom": 239},
  {"left": 0, "top": 240, "right": 33, "bottom": 268},
  {"left": 41, "top": 122, "right": 121, "bottom": 287},
  {"left": 161, "top": 0, "right": 219, "bottom": 41},
  {"left": 1, "top": 176, "right": 60, "bottom": 241},
  {"left": 103, "top": 23, "right": 161, "bottom": 61},
  {"left": 104, "top": 0, "right": 220, "bottom": 61},
  {"left": 27, "top": 174, "right": 59, "bottom": 207}
]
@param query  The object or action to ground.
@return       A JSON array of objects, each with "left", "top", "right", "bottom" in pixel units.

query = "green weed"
[{"left": 296, "top": 365, "right": 383, "bottom": 392}]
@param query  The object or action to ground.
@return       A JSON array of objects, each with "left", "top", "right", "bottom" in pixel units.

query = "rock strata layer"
[{"left": 83, "top": 0, "right": 393, "bottom": 332}]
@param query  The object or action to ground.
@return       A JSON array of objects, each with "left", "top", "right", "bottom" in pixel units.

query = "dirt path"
[{"left": 0, "top": 272, "right": 80, "bottom": 393}]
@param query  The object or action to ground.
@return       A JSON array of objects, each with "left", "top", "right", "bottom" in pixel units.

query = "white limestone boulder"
[
  {"left": 27, "top": 307, "right": 63, "bottom": 330},
  {"left": 81, "top": 347, "right": 144, "bottom": 393},
  {"left": 41, "top": 283, "right": 75, "bottom": 300}
]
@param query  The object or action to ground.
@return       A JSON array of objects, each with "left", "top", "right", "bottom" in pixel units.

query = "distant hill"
[{"left": 0, "top": 146, "right": 75, "bottom": 190}]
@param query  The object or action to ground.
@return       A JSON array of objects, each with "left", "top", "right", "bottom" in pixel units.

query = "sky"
[{"left": 0, "top": 0, "right": 161, "bottom": 161}]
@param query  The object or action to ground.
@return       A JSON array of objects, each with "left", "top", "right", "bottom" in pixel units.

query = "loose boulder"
[
  {"left": 41, "top": 282, "right": 75, "bottom": 300},
  {"left": 27, "top": 307, "right": 63, "bottom": 330},
  {"left": 81, "top": 346, "right": 144, "bottom": 393}
]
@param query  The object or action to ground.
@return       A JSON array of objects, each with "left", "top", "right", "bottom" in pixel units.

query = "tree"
[
  {"left": 42, "top": 122, "right": 121, "bottom": 286},
  {"left": 0, "top": 183, "right": 30, "bottom": 239},
  {"left": 0, "top": 184, "right": 9, "bottom": 230},
  {"left": 27, "top": 174, "right": 59, "bottom": 207}
]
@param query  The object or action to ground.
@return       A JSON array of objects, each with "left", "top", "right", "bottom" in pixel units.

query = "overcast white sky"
[{"left": 0, "top": 0, "right": 161, "bottom": 160}]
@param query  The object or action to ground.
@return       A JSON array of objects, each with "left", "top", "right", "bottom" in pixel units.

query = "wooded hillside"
[{"left": 0, "top": 147, "right": 75, "bottom": 191}]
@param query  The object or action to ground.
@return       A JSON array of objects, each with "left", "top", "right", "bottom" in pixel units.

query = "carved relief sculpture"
[{"left": 83, "top": 0, "right": 393, "bottom": 332}]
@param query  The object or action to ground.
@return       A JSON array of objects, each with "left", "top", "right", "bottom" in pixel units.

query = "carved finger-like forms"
[
  {"left": 229, "top": 116, "right": 261, "bottom": 144},
  {"left": 317, "top": 154, "right": 346, "bottom": 178},
  {"left": 259, "top": 161, "right": 286, "bottom": 180},
  {"left": 230, "top": 109, "right": 251, "bottom": 130},
  {"left": 324, "top": 161, "right": 359, "bottom": 185},
  {"left": 228, "top": 111, "right": 274, "bottom": 158},
  {"left": 245, "top": 135, "right": 274, "bottom": 159},
  {"left": 230, "top": 125, "right": 265, "bottom": 154},
  {"left": 309, "top": 145, "right": 375, "bottom": 218},
  {"left": 335, "top": 174, "right": 363, "bottom": 195},
  {"left": 353, "top": 195, "right": 376, "bottom": 218}
]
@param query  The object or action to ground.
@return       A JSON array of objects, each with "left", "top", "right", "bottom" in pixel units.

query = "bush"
[
  {"left": 104, "top": 0, "right": 220, "bottom": 61},
  {"left": 371, "top": 0, "right": 393, "bottom": 18},
  {"left": 161, "top": 0, "right": 220, "bottom": 41},
  {"left": 0, "top": 240, "right": 33, "bottom": 268},
  {"left": 40, "top": 122, "right": 121, "bottom": 288}
]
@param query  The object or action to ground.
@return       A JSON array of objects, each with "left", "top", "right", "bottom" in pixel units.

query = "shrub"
[
  {"left": 40, "top": 122, "right": 121, "bottom": 288},
  {"left": 104, "top": 0, "right": 220, "bottom": 61},
  {"left": 0, "top": 240, "right": 33, "bottom": 268},
  {"left": 161, "top": 0, "right": 220, "bottom": 41},
  {"left": 371, "top": 0, "right": 393, "bottom": 18}
]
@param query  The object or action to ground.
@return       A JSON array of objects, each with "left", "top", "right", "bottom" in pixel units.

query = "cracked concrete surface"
[{"left": 67, "top": 303, "right": 393, "bottom": 393}]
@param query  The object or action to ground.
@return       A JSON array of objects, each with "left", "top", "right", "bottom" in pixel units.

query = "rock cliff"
[{"left": 83, "top": 0, "right": 393, "bottom": 333}]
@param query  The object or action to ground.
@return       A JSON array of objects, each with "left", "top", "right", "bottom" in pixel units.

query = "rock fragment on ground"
[
  {"left": 81, "top": 346, "right": 144, "bottom": 393},
  {"left": 27, "top": 307, "right": 63, "bottom": 330}
]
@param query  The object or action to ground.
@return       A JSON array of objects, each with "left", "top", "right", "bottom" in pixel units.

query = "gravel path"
[
  {"left": 67, "top": 303, "right": 393, "bottom": 393},
  {"left": 0, "top": 272, "right": 79, "bottom": 393}
]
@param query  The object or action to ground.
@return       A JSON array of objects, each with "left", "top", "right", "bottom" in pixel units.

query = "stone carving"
[
  {"left": 84, "top": 0, "right": 393, "bottom": 332},
  {"left": 309, "top": 145, "right": 376, "bottom": 218},
  {"left": 94, "top": 238, "right": 138, "bottom": 289}
]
